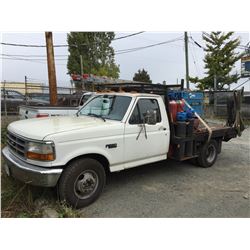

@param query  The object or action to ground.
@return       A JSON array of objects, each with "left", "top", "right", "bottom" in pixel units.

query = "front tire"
[
  {"left": 198, "top": 140, "right": 218, "bottom": 168},
  {"left": 58, "top": 158, "right": 106, "bottom": 209}
]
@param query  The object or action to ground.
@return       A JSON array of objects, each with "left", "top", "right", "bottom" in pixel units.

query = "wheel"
[
  {"left": 197, "top": 140, "right": 218, "bottom": 168},
  {"left": 58, "top": 158, "right": 106, "bottom": 209}
]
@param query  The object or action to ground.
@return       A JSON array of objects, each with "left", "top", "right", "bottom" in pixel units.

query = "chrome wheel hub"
[
  {"left": 206, "top": 144, "right": 216, "bottom": 163},
  {"left": 74, "top": 170, "right": 99, "bottom": 199}
]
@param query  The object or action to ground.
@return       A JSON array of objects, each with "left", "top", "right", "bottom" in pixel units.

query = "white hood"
[{"left": 8, "top": 116, "right": 113, "bottom": 141}]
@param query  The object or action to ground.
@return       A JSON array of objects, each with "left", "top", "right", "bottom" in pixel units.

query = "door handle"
[{"left": 159, "top": 126, "right": 167, "bottom": 131}]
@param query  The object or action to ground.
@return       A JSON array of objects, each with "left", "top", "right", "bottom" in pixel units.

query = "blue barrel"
[
  {"left": 177, "top": 111, "right": 187, "bottom": 121},
  {"left": 182, "top": 91, "right": 204, "bottom": 116},
  {"left": 168, "top": 90, "right": 204, "bottom": 116}
]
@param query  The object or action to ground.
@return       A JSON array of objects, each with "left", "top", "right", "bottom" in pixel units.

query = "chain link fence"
[
  {"left": 1, "top": 82, "right": 83, "bottom": 116},
  {"left": 203, "top": 91, "right": 250, "bottom": 119}
]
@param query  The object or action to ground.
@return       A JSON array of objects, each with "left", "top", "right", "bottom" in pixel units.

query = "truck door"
[{"left": 124, "top": 97, "right": 169, "bottom": 169}]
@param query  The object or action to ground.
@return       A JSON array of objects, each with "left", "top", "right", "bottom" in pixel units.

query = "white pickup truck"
[
  {"left": 2, "top": 91, "right": 241, "bottom": 208},
  {"left": 19, "top": 92, "right": 94, "bottom": 119}
]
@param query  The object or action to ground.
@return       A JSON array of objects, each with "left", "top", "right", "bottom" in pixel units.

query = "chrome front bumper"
[{"left": 2, "top": 146, "right": 62, "bottom": 187}]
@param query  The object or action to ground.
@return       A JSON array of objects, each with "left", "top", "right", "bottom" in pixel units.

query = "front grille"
[{"left": 7, "top": 131, "right": 26, "bottom": 158}]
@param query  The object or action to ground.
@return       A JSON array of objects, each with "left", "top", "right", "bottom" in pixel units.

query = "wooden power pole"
[
  {"left": 45, "top": 32, "right": 57, "bottom": 105},
  {"left": 80, "top": 55, "right": 85, "bottom": 90},
  {"left": 184, "top": 32, "right": 190, "bottom": 90}
]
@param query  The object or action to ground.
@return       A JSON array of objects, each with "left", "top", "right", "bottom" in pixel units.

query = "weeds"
[
  {"left": 1, "top": 126, "right": 8, "bottom": 145},
  {"left": 56, "top": 201, "right": 81, "bottom": 218},
  {"left": 1, "top": 169, "right": 44, "bottom": 217}
]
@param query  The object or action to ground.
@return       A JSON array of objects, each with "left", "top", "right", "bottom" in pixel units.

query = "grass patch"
[
  {"left": 56, "top": 201, "right": 81, "bottom": 218},
  {"left": 1, "top": 166, "right": 55, "bottom": 217},
  {"left": 1, "top": 126, "right": 8, "bottom": 145}
]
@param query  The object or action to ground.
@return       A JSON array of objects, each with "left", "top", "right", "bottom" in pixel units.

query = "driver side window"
[
  {"left": 129, "top": 98, "right": 161, "bottom": 125},
  {"left": 129, "top": 103, "right": 141, "bottom": 124}
]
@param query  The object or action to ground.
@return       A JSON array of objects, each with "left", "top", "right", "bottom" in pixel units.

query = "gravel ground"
[{"left": 81, "top": 127, "right": 250, "bottom": 218}]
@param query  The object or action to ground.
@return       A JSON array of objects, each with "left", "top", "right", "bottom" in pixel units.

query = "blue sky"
[{"left": 1, "top": 32, "right": 249, "bottom": 90}]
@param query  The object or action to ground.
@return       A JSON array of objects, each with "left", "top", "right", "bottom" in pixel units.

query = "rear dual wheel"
[{"left": 198, "top": 140, "right": 218, "bottom": 168}]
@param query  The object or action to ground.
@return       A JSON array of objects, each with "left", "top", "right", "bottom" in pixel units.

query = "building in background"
[{"left": 0, "top": 82, "right": 44, "bottom": 94}]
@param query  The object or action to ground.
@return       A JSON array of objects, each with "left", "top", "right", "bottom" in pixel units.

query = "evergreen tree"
[
  {"left": 67, "top": 32, "right": 119, "bottom": 78},
  {"left": 133, "top": 68, "right": 152, "bottom": 83},
  {"left": 190, "top": 32, "right": 242, "bottom": 90}
]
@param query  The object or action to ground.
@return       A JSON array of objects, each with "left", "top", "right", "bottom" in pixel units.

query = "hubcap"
[
  {"left": 206, "top": 144, "right": 216, "bottom": 163},
  {"left": 74, "top": 170, "right": 99, "bottom": 199}
]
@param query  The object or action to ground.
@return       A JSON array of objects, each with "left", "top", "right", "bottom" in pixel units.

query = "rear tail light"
[{"left": 36, "top": 113, "right": 49, "bottom": 118}]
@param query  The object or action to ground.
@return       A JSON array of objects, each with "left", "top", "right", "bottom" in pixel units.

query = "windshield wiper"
[{"left": 87, "top": 113, "right": 106, "bottom": 122}]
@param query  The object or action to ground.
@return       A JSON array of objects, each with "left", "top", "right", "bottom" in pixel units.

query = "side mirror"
[{"left": 145, "top": 110, "right": 157, "bottom": 125}]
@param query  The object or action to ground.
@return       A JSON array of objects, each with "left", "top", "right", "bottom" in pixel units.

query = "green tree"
[
  {"left": 133, "top": 68, "right": 152, "bottom": 83},
  {"left": 67, "top": 32, "right": 119, "bottom": 78},
  {"left": 190, "top": 32, "right": 242, "bottom": 90}
]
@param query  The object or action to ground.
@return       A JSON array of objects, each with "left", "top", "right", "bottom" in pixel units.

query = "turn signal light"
[{"left": 26, "top": 151, "right": 55, "bottom": 161}]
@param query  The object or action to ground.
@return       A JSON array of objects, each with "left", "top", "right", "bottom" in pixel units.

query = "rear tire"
[
  {"left": 198, "top": 140, "right": 218, "bottom": 168},
  {"left": 58, "top": 158, "right": 106, "bottom": 209}
]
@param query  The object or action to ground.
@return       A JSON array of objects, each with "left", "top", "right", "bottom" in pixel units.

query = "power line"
[
  {"left": 113, "top": 32, "right": 144, "bottom": 40},
  {"left": 190, "top": 34, "right": 248, "bottom": 51},
  {"left": 0, "top": 42, "right": 68, "bottom": 48},
  {"left": 0, "top": 55, "right": 67, "bottom": 61},
  {"left": 189, "top": 42, "right": 199, "bottom": 76},
  {"left": 0, "top": 32, "right": 145, "bottom": 48},
  {"left": 189, "top": 33, "right": 203, "bottom": 76},
  {"left": 115, "top": 36, "right": 184, "bottom": 55},
  {"left": 232, "top": 78, "right": 250, "bottom": 90},
  {"left": 0, "top": 56, "right": 46, "bottom": 63},
  {"left": 0, "top": 57, "right": 67, "bottom": 65},
  {"left": 1, "top": 36, "right": 184, "bottom": 59},
  {"left": 1, "top": 53, "right": 68, "bottom": 58},
  {"left": 189, "top": 36, "right": 205, "bottom": 49}
]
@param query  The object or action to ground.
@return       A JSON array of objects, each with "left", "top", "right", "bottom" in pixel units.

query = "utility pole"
[
  {"left": 184, "top": 32, "right": 190, "bottom": 90},
  {"left": 24, "top": 75, "right": 28, "bottom": 105},
  {"left": 80, "top": 55, "right": 85, "bottom": 90},
  {"left": 80, "top": 55, "right": 83, "bottom": 76},
  {"left": 45, "top": 31, "right": 57, "bottom": 105},
  {"left": 214, "top": 74, "right": 217, "bottom": 115}
]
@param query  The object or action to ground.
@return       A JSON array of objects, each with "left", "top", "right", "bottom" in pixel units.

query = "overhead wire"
[
  {"left": 189, "top": 41, "right": 200, "bottom": 76},
  {"left": 115, "top": 36, "right": 184, "bottom": 55},
  {"left": 191, "top": 34, "right": 249, "bottom": 51},
  {"left": 0, "top": 32, "right": 145, "bottom": 48},
  {"left": 232, "top": 78, "right": 250, "bottom": 90},
  {"left": 0, "top": 36, "right": 184, "bottom": 61},
  {"left": 189, "top": 33, "right": 203, "bottom": 76},
  {"left": 113, "top": 32, "right": 144, "bottom": 40},
  {"left": 0, "top": 56, "right": 67, "bottom": 65},
  {"left": 0, "top": 53, "right": 68, "bottom": 58}
]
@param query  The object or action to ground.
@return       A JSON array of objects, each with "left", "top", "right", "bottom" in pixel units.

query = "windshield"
[{"left": 78, "top": 95, "right": 132, "bottom": 121}]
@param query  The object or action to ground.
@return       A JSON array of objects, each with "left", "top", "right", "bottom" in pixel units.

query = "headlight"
[{"left": 26, "top": 141, "right": 55, "bottom": 161}]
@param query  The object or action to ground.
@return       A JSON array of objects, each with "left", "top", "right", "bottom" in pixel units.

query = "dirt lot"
[{"left": 1, "top": 116, "right": 250, "bottom": 217}]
